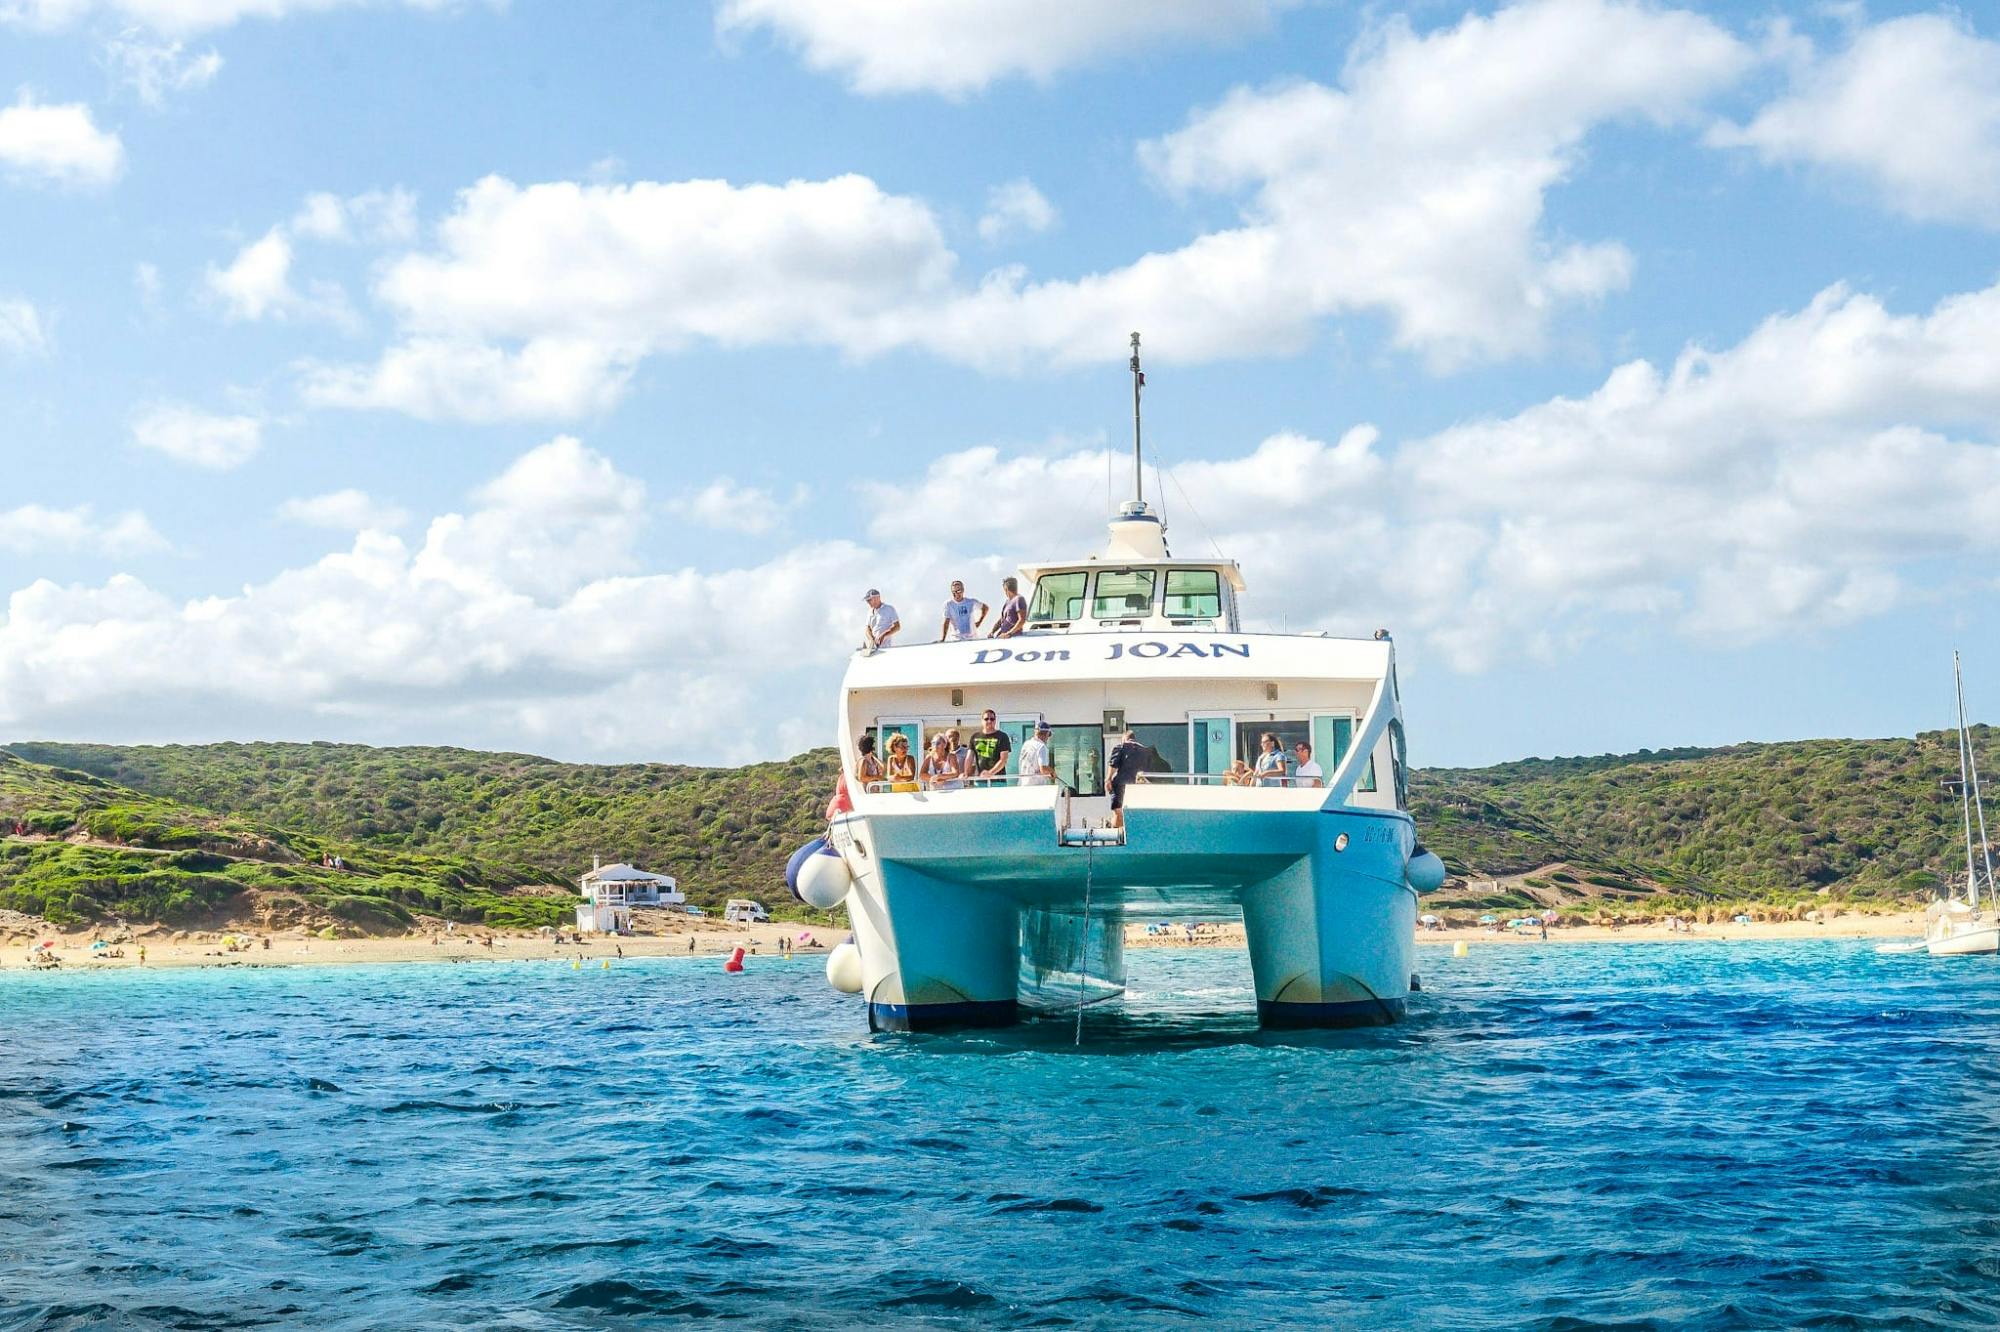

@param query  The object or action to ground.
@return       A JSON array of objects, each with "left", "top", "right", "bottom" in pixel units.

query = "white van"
[{"left": 723, "top": 899, "right": 769, "bottom": 924}]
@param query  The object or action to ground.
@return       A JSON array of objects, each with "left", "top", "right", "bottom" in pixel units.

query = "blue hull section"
[
  {"left": 1257, "top": 996, "right": 1407, "bottom": 1029},
  {"left": 869, "top": 999, "right": 1020, "bottom": 1032}
]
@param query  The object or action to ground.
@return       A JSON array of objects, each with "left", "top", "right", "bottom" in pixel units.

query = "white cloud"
[
  {"left": 0, "top": 297, "right": 48, "bottom": 355},
  {"left": 667, "top": 478, "right": 799, "bottom": 535},
  {"left": 14, "top": 272, "right": 2000, "bottom": 762},
  {"left": 298, "top": 336, "right": 635, "bottom": 422},
  {"left": 290, "top": 187, "right": 416, "bottom": 243},
  {"left": 977, "top": 177, "right": 1055, "bottom": 243},
  {"left": 310, "top": 0, "right": 1757, "bottom": 419},
  {"left": 276, "top": 488, "right": 408, "bottom": 531},
  {"left": 130, "top": 401, "right": 262, "bottom": 469},
  {"left": 0, "top": 503, "right": 164, "bottom": 555},
  {"left": 2, "top": 0, "right": 457, "bottom": 36},
  {"left": 133, "top": 261, "right": 161, "bottom": 308},
  {"left": 718, "top": 0, "right": 1290, "bottom": 97},
  {"left": 104, "top": 30, "right": 221, "bottom": 105},
  {"left": 202, "top": 188, "right": 413, "bottom": 325},
  {"left": 0, "top": 93, "right": 124, "bottom": 188},
  {"left": 1709, "top": 13, "right": 2000, "bottom": 228}
]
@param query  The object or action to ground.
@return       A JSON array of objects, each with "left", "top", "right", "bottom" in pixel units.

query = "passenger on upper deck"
[
  {"left": 885, "top": 734, "right": 918, "bottom": 790},
  {"left": 855, "top": 734, "right": 884, "bottom": 786},
  {"left": 1294, "top": 742, "right": 1323, "bottom": 789},
  {"left": 938, "top": 580, "right": 988, "bottom": 642},
  {"left": 1108, "top": 729, "right": 1146, "bottom": 829},
  {"left": 922, "top": 734, "right": 964, "bottom": 790},
  {"left": 1017, "top": 719, "right": 1054, "bottom": 786},
  {"left": 968, "top": 710, "right": 1012, "bottom": 782},
  {"left": 991, "top": 577, "right": 1027, "bottom": 639},
  {"left": 862, "top": 589, "right": 901, "bottom": 653},
  {"left": 1255, "top": 733, "right": 1289, "bottom": 787}
]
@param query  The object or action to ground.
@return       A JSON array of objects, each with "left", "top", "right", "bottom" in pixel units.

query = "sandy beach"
[
  {"left": 0, "top": 914, "right": 838, "bottom": 971},
  {"left": 2, "top": 908, "right": 1928, "bottom": 971}
]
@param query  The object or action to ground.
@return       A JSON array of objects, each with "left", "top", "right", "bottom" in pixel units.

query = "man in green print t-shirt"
[{"left": 969, "top": 709, "right": 1012, "bottom": 783}]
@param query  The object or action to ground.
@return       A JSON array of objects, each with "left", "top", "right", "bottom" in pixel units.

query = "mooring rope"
[{"left": 1075, "top": 836, "right": 1094, "bottom": 1047}]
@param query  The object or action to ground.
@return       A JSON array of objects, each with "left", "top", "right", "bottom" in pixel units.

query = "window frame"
[
  {"left": 1163, "top": 568, "right": 1224, "bottom": 621},
  {"left": 1090, "top": 567, "right": 1158, "bottom": 621}
]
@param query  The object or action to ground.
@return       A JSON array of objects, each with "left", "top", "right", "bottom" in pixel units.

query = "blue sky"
[{"left": 1, "top": 0, "right": 1998, "bottom": 766}]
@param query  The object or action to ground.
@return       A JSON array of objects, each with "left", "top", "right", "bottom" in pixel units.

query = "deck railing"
[{"left": 863, "top": 773, "right": 1326, "bottom": 794}]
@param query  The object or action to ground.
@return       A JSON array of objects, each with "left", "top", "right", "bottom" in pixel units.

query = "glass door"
[
  {"left": 875, "top": 718, "right": 922, "bottom": 787},
  {"left": 996, "top": 715, "right": 1038, "bottom": 777},
  {"left": 1047, "top": 724, "right": 1105, "bottom": 794},
  {"left": 1190, "top": 715, "right": 1233, "bottom": 785}
]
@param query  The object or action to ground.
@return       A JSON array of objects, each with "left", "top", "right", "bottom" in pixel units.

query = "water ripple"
[{"left": 1, "top": 943, "right": 1994, "bottom": 1328}]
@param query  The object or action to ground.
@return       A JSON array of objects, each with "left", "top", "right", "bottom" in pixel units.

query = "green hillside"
[
  {"left": 6, "top": 727, "right": 1994, "bottom": 930},
  {"left": 0, "top": 749, "right": 571, "bottom": 931}
]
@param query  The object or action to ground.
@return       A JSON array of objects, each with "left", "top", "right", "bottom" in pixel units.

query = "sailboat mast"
[
  {"left": 1129, "top": 331, "right": 1144, "bottom": 505},
  {"left": 1960, "top": 653, "right": 1996, "bottom": 911},
  {"left": 1957, "top": 652, "right": 1981, "bottom": 911}
]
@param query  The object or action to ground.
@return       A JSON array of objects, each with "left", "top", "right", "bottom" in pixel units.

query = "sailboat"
[{"left": 1920, "top": 653, "right": 1999, "bottom": 956}]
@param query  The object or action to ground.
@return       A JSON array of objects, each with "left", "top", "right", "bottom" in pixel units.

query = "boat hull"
[
  {"left": 829, "top": 790, "right": 1418, "bottom": 1031},
  {"left": 1927, "top": 925, "right": 2000, "bottom": 956}
]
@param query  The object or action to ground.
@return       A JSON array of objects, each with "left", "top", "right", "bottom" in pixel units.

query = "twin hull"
[{"left": 829, "top": 791, "right": 1419, "bottom": 1031}]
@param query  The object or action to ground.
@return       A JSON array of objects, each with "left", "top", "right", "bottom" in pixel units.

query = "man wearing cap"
[
  {"left": 1017, "top": 719, "right": 1055, "bottom": 787},
  {"left": 862, "top": 589, "right": 901, "bottom": 653}
]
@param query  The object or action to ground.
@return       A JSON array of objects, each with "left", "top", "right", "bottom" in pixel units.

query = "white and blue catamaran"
[{"left": 792, "top": 336, "right": 1444, "bottom": 1030}]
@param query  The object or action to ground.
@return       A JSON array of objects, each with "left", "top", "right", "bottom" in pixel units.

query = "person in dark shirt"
[
  {"left": 1108, "top": 729, "right": 1147, "bottom": 829},
  {"left": 968, "top": 709, "right": 1013, "bottom": 783}
]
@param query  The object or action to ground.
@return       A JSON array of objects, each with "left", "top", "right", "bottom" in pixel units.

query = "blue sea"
[{"left": 3, "top": 941, "right": 1996, "bottom": 1330}]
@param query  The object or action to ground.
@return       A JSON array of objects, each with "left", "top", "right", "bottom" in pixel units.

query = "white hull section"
[
  {"left": 827, "top": 785, "right": 1418, "bottom": 1031},
  {"left": 1927, "top": 922, "right": 2000, "bottom": 956}
]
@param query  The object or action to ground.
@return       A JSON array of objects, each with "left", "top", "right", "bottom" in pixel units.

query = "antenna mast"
[{"left": 1129, "top": 331, "right": 1144, "bottom": 506}]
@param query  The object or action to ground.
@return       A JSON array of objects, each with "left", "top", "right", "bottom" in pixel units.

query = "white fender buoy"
[
  {"left": 1406, "top": 849, "right": 1446, "bottom": 893},
  {"left": 797, "top": 848, "right": 854, "bottom": 910},
  {"left": 826, "top": 940, "right": 863, "bottom": 994}
]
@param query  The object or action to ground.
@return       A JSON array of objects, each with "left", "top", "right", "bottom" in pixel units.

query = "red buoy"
[{"left": 724, "top": 946, "right": 745, "bottom": 973}]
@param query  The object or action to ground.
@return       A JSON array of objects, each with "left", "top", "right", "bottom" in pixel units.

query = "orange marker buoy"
[{"left": 723, "top": 946, "right": 745, "bottom": 973}]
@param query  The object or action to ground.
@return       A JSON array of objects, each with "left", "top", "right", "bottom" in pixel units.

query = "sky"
[{"left": 1, "top": 0, "right": 1998, "bottom": 768}]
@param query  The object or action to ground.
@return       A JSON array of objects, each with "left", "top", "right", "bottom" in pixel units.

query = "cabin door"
[
  {"left": 996, "top": 715, "right": 1039, "bottom": 776},
  {"left": 876, "top": 718, "right": 922, "bottom": 778},
  {"left": 1190, "top": 715, "right": 1234, "bottom": 784}
]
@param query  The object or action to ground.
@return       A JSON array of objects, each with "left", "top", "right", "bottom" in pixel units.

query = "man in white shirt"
[
  {"left": 1017, "top": 720, "right": 1055, "bottom": 786},
  {"left": 937, "top": 579, "right": 988, "bottom": 641},
  {"left": 1293, "top": 741, "right": 1323, "bottom": 789},
  {"left": 863, "top": 589, "right": 901, "bottom": 653}
]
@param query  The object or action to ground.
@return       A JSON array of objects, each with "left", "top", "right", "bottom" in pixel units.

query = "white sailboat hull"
[{"left": 1927, "top": 923, "right": 2000, "bottom": 956}]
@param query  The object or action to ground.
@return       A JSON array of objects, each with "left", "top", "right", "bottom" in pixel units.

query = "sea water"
[{"left": 2, "top": 941, "right": 1996, "bottom": 1330}]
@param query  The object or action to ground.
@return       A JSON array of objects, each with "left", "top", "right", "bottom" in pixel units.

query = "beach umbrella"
[
  {"left": 1478, "top": 915, "right": 1497, "bottom": 925},
  {"left": 1419, "top": 914, "right": 1440, "bottom": 925}
]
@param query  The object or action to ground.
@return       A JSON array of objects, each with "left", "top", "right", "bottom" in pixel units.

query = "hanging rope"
[{"left": 1075, "top": 837, "right": 1094, "bottom": 1047}]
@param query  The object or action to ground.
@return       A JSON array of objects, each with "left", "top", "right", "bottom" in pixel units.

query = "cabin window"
[
  {"left": 1029, "top": 571, "right": 1087, "bottom": 623},
  {"left": 1045, "top": 724, "right": 1104, "bottom": 794},
  {"left": 1164, "top": 569, "right": 1222, "bottom": 620},
  {"left": 1091, "top": 568, "right": 1157, "bottom": 619},
  {"left": 1390, "top": 719, "right": 1408, "bottom": 810},
  {"left": 1129, "top": 723, "right": 1190, "bottom": 777}
]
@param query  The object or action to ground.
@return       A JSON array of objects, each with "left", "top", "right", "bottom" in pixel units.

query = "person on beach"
[
  {"left": 862, "top": 589, "right": 900, "bottom": 653},
  {"left": 968, "top": 710, "right": 1012, "bottom": 783},
  {"left": 855, "top": 734, "right": 884, "bottom": 786},
  {"left": 1108, "top": 729, "right": 1146, "bottom": 829},
  {"left": 991, "top": 577, "right": 1028, "bottom": 638},
  {"left": 1017, "top": 719, "right": 1054, "bottom": 787},
  {"left": 938, "top": 580, "right": 988, "bottom": 641},
  {"left": 1293, "top": 742, "right": 1322, "bottom": 789},
  {"left": 922, "top": 734, "right": 964, "bottom": 790},
  {"left": 885, "top": 734, "right": 918, "bottom": 790},
  {"left": 1254, "top": 733, "right": 1288, "bottom": 787}
]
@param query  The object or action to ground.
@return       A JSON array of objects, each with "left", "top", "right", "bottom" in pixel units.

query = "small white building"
[{"left": 577, "top": 857, "right": 684, "bottom": 934}]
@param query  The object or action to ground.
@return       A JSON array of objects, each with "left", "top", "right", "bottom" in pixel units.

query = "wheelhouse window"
[
  {"left": 1164, "top": 569, "right": 1222, "bottom": 620},
  {"left": 1029, "top": 571, "right": 1087, "bottom": 623},
  {"left": 1091, "top": 568, "right": 1156, "bottom": 620}
]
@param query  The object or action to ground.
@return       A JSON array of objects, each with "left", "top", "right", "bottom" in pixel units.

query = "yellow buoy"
[
  {"left": 1453, "top": 941, "right": 1469, "bottom": 957},
  {"left": 572, "top": 957, "right": 581, "bottom": 970},
  {"left": 601, "top": 958, "right": 609, "bottom": 970}
]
